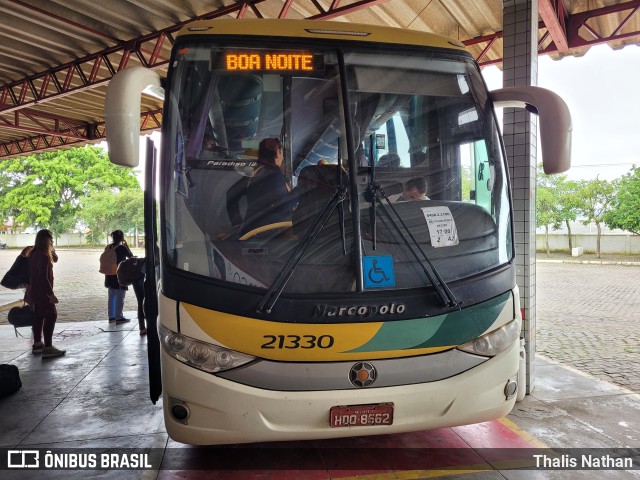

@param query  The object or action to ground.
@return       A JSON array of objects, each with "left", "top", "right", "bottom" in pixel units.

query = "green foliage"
[
  {"left": 604, "top": 166, "right": 640, "bottom": 235},
  {"left": 536, "top": 184, "right": 557, "bottom": 228},
  {"left": 79, "top": 188, "right": 144, "bottom": 244},
  {"left": 536, "top": 164, "right": 580, "bottom": 230},
  {"left": 575, "top": 178, "right": 616, "bottom": 226},
  {"left": 536, "top": 164, "right": 615, "bottom": 255},
  {"left": 536, "top": 170, "right": 561, "bottom": 255},
  {"left": 0, "top": 146, "right": 141, "bottom": 236},
  {"left": 574, "top": 177, "right": 616, "bottom": 258}
]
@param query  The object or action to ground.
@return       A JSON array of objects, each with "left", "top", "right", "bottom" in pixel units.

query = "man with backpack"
[{"left": 101, "top": 230, "right": 133, "bottom": 324}]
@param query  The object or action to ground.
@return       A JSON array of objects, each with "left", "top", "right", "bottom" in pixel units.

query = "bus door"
[{"left": 143, "top": 138, "right": 162, "bottom": 403}]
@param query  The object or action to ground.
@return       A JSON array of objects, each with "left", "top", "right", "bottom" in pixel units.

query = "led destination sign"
[{"left": 224, "top": 52, "right": 322, "bottom": 72}]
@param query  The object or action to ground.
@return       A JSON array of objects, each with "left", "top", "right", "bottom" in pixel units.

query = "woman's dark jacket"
[{"left": 26, "top": 249, "right": 56, "bottom": 315}]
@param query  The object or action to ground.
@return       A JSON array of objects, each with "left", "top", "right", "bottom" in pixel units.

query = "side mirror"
[
  {"left": 491, "top": 86, "right": 571, "bottom": 174},
  {"left": 105, "top": 67, "right": 164, "bottom": 167}
]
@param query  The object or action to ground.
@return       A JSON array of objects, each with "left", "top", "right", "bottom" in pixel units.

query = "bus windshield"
[{"left": 163, "top": 42, "right": 512, "bottom": 296}]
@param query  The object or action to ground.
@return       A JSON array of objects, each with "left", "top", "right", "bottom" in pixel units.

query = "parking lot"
[
  {"left": 0, "top": 247, "right": 141, "bottom": 325},
  {"left": 1, "top": 248, "right": 639, "bottom": 393},
  {"left": 536, "top": 260, "right": 640, "bottom": 393}
]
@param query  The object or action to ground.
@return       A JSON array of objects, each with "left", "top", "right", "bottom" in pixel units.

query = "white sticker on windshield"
[{"left": 421, "top": 206, "right": 459, "bottom": 248}]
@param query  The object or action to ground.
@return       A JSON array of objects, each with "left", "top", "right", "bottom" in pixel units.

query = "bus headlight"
[
  {"left": 457, "top": 317, "right": 521, "bottom": 357},
  {"left": 159, "top": 324, "right": 255, "bottom": 373}
]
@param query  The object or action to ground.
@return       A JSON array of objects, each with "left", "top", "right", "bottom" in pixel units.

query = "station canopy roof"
[{"left": 1, "top": 0, "right": 639, "bottom": 159}]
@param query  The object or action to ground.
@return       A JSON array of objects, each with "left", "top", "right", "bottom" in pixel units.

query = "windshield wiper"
[
  {"left": 337, "top": 141, "right": 347, "bottom": 255},
  {"left": 257, "top": 184, "right": 349, "bottom": 315},
  {"left": 367, "top": 181, "right": 460, "bottom": 309},
  {"left": 365, "top": 135, "right": 378, "bottom": 249}
]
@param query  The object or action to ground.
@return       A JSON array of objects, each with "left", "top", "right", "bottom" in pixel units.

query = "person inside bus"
[
  {"left": 227, "top": 137, "right": 297, "bottom": 236},
  {"left": 400, "top": 177, "right": 429, "bottom": 201},
  {"left": 387, "top": 177, "right": 429, "bottom": 202}
]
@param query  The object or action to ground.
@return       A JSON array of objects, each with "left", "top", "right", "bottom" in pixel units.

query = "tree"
[
  {"left": 604, "top": 166, "right": 640, "bottom": 235},
  {"left": 116, "top": 188, "right": 145, "bottom": 245},
  {"left": 536, "top": 183, "right": 557, "bottom": 256},
  {"left": 557, "top": 180, "right": 581, "bottom": 251},
  {"left": 461, "top": 163, "right": 473, "bottom": 201},
  {"left": 536, "top": 165, "right": 583, "bottom": 254},
  {"left": 538, "top": 166, "right": 581, "bottom": 252},
  {"left": 0, "top": 146, "right": 140, "bottom": 237},
  {"left": 575, "top": 178, "right": 616, "bottom": 258},
  {"left": 78, "top": 188, "right": 144, "bottom": 244}
]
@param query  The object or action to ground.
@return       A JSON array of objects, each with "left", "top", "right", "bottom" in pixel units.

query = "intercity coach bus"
[{"left": 105, "top": 19, "right": 570, "bottom": 445}]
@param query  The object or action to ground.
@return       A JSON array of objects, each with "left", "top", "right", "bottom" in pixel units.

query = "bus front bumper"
[{"left": 160, "top": 340, "right": 519, "bottom": 445}]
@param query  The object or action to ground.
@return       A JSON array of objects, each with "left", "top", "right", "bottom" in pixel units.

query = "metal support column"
[{"left": 502, "top": 0, "right": 539, "bottom": 394}]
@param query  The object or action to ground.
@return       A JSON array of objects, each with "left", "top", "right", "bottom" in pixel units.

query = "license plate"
[{"left": 329, "top": 403, "right": 394, "bottom": 428}]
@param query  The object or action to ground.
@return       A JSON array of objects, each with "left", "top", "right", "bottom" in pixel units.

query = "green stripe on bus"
[{"left": 347, "top": 292, "right": 511, "bottom": 353}]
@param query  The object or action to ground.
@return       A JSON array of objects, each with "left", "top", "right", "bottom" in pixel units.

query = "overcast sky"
[{"left": 482, "top": 43, "right": 640, "bottom": 181}]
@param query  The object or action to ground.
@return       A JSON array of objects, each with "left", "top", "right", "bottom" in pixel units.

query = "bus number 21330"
[{"left": 261, "top": 334, "right": 335, "bottom": 349}]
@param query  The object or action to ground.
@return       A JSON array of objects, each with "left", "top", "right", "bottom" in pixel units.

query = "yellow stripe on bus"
[{"left": 182, "top": 303, "right": 452, "bottom": 361}]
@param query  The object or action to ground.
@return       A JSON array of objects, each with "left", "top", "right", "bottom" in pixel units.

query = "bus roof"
[{"left": 176, "top": 19, "right": 468, "bottom": 53}]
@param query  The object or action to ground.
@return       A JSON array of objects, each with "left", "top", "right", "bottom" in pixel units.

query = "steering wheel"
[{"left": 239, "top": 221, "right": 293, "bottom": 241}]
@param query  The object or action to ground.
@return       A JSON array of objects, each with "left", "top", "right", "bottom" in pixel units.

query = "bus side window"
[{"left": 461, "top": 139, "right": 492, "bottom": 214}]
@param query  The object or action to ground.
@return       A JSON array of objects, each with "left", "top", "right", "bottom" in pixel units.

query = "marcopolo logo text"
[{"left": 313, "top": 303, "right": 405, "bottom": 318}]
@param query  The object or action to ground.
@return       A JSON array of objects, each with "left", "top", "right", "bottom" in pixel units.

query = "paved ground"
[
  {"left": 1, "top": 248, "right": 640, "bottom": 478},
  {"left": 536, "top": 259, "right": 640, "bottom": 393},
  {"left": 1, "top": 248, "right": 639, "bottom": 393}
]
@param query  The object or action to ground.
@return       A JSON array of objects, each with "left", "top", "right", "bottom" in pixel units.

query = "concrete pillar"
[{"left": 502, "top": 0, "right": 538, "bottom": 394}]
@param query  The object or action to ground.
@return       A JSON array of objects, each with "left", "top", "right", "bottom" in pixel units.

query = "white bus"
[{"left": 105, "top": 18, "right": 570, "bottom": 445}]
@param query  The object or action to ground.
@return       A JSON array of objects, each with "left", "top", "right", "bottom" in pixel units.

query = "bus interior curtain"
[
  {"left": 354, "top": 93, "right": 381, "bottom": 153},
  {"left": 218, "top": 75, "right": 263, "bottom": 154},
  {"left": 185, "top": 76, "right": 219, "bottom": 158}
]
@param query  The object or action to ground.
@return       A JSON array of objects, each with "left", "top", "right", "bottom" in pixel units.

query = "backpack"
[
  {"left": 116, "top": 257, "right": 144, "bottom": 286},
  {"left": 0, "top": 364, "right": 22, "bottom": 398},
  {"left": 99, "top": 245, "right": 118, "bottom": 275},
  {"left": 8, "top": 304, "right": 35, "bottom": 337}
]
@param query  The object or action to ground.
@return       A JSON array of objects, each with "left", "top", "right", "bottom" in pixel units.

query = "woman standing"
[
  {"left": 104, "top": 230, "right": 133, "bottom": 323},
  {"left": 27, "top": 229, "right": 65, "bottom": 358}
]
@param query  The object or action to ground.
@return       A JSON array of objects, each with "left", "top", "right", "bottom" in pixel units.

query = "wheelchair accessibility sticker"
[{"left": 363, "top": 255, "right": 395, "bottom": 288}]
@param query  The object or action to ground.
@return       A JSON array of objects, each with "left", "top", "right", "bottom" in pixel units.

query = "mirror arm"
[
  {"left": 491, "top": 86, "right": 572, "bottom": 174},
  {"left": 105, "top": 66, "right": 163, "bottom": 167}
]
